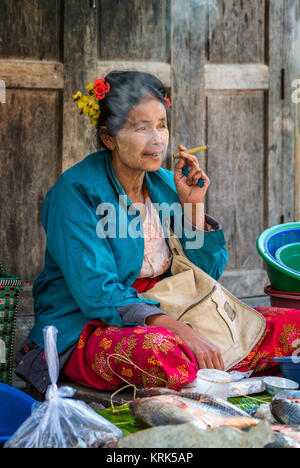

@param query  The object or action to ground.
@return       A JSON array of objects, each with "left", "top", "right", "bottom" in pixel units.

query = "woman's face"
[{"left": 112, "top": 95, "right": 169, "bottom": 172}]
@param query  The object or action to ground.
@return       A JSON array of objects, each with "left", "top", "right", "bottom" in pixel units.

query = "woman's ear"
[{"left": 99, "top": 127, "right": 116, "bottom": 150}]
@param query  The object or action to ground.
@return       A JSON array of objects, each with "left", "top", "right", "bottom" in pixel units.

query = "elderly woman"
[{"left": 16, "top": 71, "right": 300, "bottom": 395}]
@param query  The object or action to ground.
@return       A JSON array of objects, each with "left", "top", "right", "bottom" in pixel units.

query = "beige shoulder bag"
[{"left": 140, "top": 229, "right": 266, "bottom": 370}]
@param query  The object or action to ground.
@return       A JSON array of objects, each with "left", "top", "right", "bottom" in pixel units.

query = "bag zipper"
[{"left": 177, "top": 285, "right": 217, "bottom": 321}]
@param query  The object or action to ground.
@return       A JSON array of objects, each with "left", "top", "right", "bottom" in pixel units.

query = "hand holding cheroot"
[{"left": 174, "top": 144, "right": 210, "bottom": 206}]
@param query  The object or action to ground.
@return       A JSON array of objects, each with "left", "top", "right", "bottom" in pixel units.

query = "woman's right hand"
[{"left": 145, "top": 314, "right": 225, "bottom": 371}]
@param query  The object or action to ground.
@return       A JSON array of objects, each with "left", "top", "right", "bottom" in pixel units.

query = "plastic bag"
[{"left": 4, "top": 326, "right": 122, "bottom": 448}]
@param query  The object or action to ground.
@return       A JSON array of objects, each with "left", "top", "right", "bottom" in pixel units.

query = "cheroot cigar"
[{"left": 173, "top": 145, "right": 208, "bottom": 160}]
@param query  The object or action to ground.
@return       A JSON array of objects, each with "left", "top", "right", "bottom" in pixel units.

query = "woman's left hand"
[{"left": 174, "top": 144, "right": 210, "bottom": 206}]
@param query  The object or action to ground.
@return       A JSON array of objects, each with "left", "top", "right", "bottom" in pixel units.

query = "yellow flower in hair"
[
  {"left": 73, "top": 84, "right": 101, "bottom": 126},
  {"left": 77, "top": 95, "right": 90, "bottom": 113},
  {"left": 72, "top": 91, "right": 82, "bottom": 100},
  {"left": 73, "top": 83, "right": 100, "bottom": 126},
  {"left": 85, "top": 83, "right": 94, "bottom": 92}
]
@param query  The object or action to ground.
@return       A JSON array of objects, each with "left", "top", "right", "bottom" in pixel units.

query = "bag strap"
[{"left": 166, "top": 225, "right": 186, "bottom": 258}]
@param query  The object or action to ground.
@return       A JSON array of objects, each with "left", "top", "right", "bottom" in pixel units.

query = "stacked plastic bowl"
[
  {"left": 257, "top": 223, "right": 300, "bottom": 381},
  {"left": 257, "top": 222, "right": 300, "bottom": 308}
]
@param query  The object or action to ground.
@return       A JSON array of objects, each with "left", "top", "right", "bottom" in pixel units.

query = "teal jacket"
[{"left": 30, "top": 150, "right": 228, "bottom": 353}]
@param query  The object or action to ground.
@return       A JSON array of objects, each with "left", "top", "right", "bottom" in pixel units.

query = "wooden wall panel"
[
  {"left": 208, "top": 0, "right": 265, "bottom": 63},
  {"left": 206, "top": 92, "right": 265, "bottom": 274},
  {"left": 62, "top": 0, "right": 98, "bottom": 171},
  {"left": 0, "top": 0, "right": 63, "bottom": 60},
  {"left": 99, "top": 0, "right": 170, "bottom": 61},
  {"left": 0, "top": 89, "right": 62, "bottom": 284},
  {"left": 170, "top": 0, "right": 207, "bottom": 171}
]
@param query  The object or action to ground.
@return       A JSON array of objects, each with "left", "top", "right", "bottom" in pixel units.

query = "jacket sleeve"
[
  {"left": 117, "top": 303, "right": 167, "bottom": 326},
  {"left": 42, "top": 175, "right": 161, "bottom": 327},
  {"left": 172, "top": 213, "right": 228, "bottom": 281}
]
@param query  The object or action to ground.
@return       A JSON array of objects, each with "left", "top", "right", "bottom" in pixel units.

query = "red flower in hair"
[
  {"left": 94, "top": 78, "right": 110, "bottom": 100},
  {"left": 164, "top": 95, "right": 171, "bottom": 108}
]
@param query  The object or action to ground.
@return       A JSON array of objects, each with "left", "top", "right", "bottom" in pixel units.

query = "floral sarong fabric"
[
  {"left": 63, "top": 269, "right": 300, "bottom": 391},
  {"left": 63, "top": 305, "right": 300, "bottom": 391},
  {"left": 62, "top": 320, "right": 199, "bottom": 391},
  {"left": 231, "top": 306, "right": 300, "bottom": 376}
]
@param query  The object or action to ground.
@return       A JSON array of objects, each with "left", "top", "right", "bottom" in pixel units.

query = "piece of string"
[{"left": 106, "top": 351, "right": 168, "bottom": 413}]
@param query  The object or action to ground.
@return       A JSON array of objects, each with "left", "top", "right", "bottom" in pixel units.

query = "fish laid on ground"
[
  {"left": 129, "top": 394, "right": 258, "bottom": 430},
  {"left": 270, "top": 390, "right": 300, "bottom": 425},
  {"left": 117, "top": 420, "right": 274, "bottom": 449}
]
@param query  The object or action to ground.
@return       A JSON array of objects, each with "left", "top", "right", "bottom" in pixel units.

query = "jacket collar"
[
  {"left": 103, "top": 150, "right": 182, "bottom": 238},
  {"left": 103, "top": 149, "right": 178, "bottom": 206}
]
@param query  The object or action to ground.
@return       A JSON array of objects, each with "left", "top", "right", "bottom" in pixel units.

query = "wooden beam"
[
  {"left": 219, "top": 268, "right": 269, "bottom": 298},
  {"left": 97, "top": 60, "right": 172, "bottom": 88},
  {"left": 294, "top": 0, "right": 300, "bottom": 221},
  {"left": 96, "top": 62, "right": 270, "bottom": 93},
  {"left": 281, "top": 0, "right": 296, "bottom": 223},
  {"left": 170, "top": 0, "right": 207, "bottom": 171},
  {"left": 296, "top": 97, "right": 300, "bottom": 221},
  {"left": 0, "top": 60, "right": 64, "bottom": 89},
  {"left": 205, "top": 64, "right": 269, "bottom": 91},
  {"left": 266, "top": 0, "right": 285, "bottom": 227}
]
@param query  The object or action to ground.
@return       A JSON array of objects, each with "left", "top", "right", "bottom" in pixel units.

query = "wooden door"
[
  {"left": 0, "top": 1, "right": 298, "bottom": 353},
  {"left": 0, "top": 0, "right": 65, "bottom": 346},
  {"left": 85, "top": 0, "right": 298, "bottom": 297},
  {"left": 170, "top": 0, "right": 297, "bottom": 298}
]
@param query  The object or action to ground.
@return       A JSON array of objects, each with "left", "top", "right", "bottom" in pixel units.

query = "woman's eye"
[{"left": 137, "top": 127, "right": 146, "bottom": 131}]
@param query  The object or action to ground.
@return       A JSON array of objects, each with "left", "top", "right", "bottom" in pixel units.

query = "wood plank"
[
  {"left": 241, "top": 295, "right": 270, "bottom": 308},
  {"left": 0, "top": 0, "right": 63, "bottom": 61},
  {"left": 205, "top": 64, "right": 269, "bottom": 90},
  {"left": 296, "top": 88, "right": 300, "bottom": 221},
  {"left": 99, "top": 0, "right": 170, "bottom": 62},
  {"left": 0, "top": 89, "right": 61, "bottom": 284},
  {"left": 96, "top": 62, "right": 269, "bottom": 91},
  {"left": 62, "top": 0, "right": 98, "bottom": 171},
  {"left": 294, "top": 0, "right": 300, "bottom": 221},
  {"left": 208, "top": 0, "right": 266, "bottom": 63},
  {"left": 170, "top": 0, "right": 207, "bottom": 172},
  {"left": 0, "top": 60, "right": 64, "bottom": 89},
  {"left": 206, "top": 92, "right": 265, "bottom": 286},
  {"left": 97, "top": 61, "right": 171, "bottom": 88},
  {"left": 281, "top": 0, "right": 296, "bottom": 223},
  {"left": 266, "top": 0, "right": 285, "bottom": 227},
  {"left": 219, "top": 269, "right": 269, "bottom": 298}
]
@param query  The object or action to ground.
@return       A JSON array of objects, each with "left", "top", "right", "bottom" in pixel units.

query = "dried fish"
[
  {"left": 129, "top": 394, "right": 257, "bottom": 429},
  {"left": 268, "top": 425, "right": 300, "bottom": 449}
]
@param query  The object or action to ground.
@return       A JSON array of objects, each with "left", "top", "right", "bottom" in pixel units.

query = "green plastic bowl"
[
  {"left": 275, "top": 243, "right": 300, "bottom": 273},
  {"left": 257, "top": 223, "right": 300, "bottom": 293}
]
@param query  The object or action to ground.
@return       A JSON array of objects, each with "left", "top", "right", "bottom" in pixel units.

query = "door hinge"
[{"left": 281, "top": 68, "right": 285, "bottom": 101}]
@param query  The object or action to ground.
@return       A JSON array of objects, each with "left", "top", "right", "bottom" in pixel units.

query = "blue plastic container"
[
  {"left": 257, "top": 223, "right": 300, "bottom": 292},
  {"left": 273, "top": 357, "right": 300, "bottom": 385},
  {"left": 275, "top": 243, "right": 300, "bottom": 272},
  {"left": 0, "top": 383, "right": 35, "bottom": 445}
]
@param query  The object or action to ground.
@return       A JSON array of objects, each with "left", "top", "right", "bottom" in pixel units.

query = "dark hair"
[{"left": 96, "top": 71, "right": 170, "bottom": 150}]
